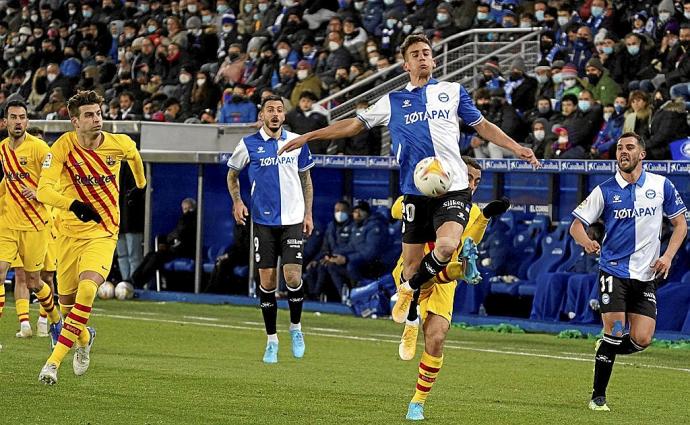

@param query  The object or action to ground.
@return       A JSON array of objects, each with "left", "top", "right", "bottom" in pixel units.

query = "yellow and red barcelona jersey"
[
  {"left": 37, "top": 131, "right": 146, "bottom": 239},
  {"left": 0, "top": 133, "right": 50, "bottom": 231}
]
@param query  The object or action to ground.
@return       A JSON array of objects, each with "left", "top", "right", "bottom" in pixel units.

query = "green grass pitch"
[{"left": 1, "top": 298, "right": 690, "bottom": 424}]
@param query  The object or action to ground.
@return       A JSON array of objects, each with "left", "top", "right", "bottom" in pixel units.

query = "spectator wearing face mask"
[
  {"left": 524, "top": 118, "right": 556, "bottom": 159},
  {"left": 376, "top": 8, "right": 405, "bottom": 57},
  {"left": 550, "top": 126, "right": 574, "bottom": 158},
  {"left": 303, "top": 200, "right": 354, "bottom": 302},
  {"left": 428, "top": 3, "right": 460, "bottom": 47},
  {"left": 317, "top": 31, "right": 353, "bottom": 82},
  {"left": 581, "top": 0, "right": 612, "bottom": 34},
  {"left": 247, "top": 45, "right": 278, "bottom": 91},
  {"left": 190, "top": 70, "right": 221, "bottom": 118},
  {"left": 471, "top": 88, "right": 524, "bottom": 159},
  {"left": 343, "top": 17, "right": 368, "bottom": 59},
  {"left": 219, "top": 84, "right": 258, "bottom": 124},
  {"left": 504, "top": 57, "right": 538, "bottom": 114},
  {"left": 581, "top": 57, "right": 619, "bottom": 106},
  {"left": 654, "top": 0, "right": 679, "bottom": 41},
  {"left": 473, "top": 2, "right": 499, "bottom": 41},
  {"left": 477, "top": 58, "right": 505, "bottom": 91},
  {"left": 666, "top": 24, "right": 690, "bottom": 109},
  {"left": 591, "top": 95, "right": 627, "bottom": 159},
  {"left": 571, "top": 25, "right": 595, "bottom": 75},
  {"left": 36, "top": 63, "right": 71, "bottom": 112},
  {"left": 613, "top": 33, "right": 655, "bottom": 90},
  {"left": 525, "top": 96, "right": 555, "bottom": 128},
  {"left": 554, "top": 63, "right": 583, "bottom": 104},
  {"left": 291, "top": 60, "right": 322, "bottom": 107},
  {"left": 534, "top": 60, "right": 555, "bottom": 100}
]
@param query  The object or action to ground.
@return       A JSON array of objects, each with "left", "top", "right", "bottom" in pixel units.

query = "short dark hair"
[
  {"left": 561, "top": 93, "right": 578, "bottom": 105},
  {"left": 119, "top": 91, "right": 135, "bottom": 102},
  {"left": 299, "top": 90, "right": 318, "bottom": 102},
  {"left": 67, "top": 90, "right": 103, "bottom": 118},
  {"left": 618, "top": 132, "right": 645, "bottom": 150},
  {"left": 261, "top": 95, "right": 284, "bottom": 109},
  {"left": 4, "top": 99, "right": 28, "bottom": 118},
  {"left": 462, "top": 156, "right": 482, "bottom": 171},
  {"left": 400, "top": 33, "right": 432, "bottom": 58},
  {"left": 335, "top": 200, "right": 351, "bottom": 209}
]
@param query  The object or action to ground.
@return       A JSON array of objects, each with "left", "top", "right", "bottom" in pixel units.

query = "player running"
[
  {"left": 227, "top": 95, "right": 314, "bottom": 364},
  {"left": 37, "top": 90, "right": 146, "bottom": 385},
  {"left": 570, "top": 132, "right": 687, "bottom": 411},
  {"left": 0, "top": 100, "right": 62, "bottom": 348},
  {"left": 391, "top": 156, "right": 510, "bottom": 361},
  {"left": 279, "top": 33, "right": 538, "bottom": 420}
]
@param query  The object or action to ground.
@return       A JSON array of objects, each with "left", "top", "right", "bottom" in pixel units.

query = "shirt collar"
[
  {"left": 405, "top": 77, "right": 439, "bottom": 92},
  {"left": 259, "top": 127, "right": 286, "bottom": 141},
  {"left": 615, "top": 168, "right": 646, "bottom": 188}
]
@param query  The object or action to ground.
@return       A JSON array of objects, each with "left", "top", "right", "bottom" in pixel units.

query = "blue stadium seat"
[
  {"left": 491, "top": 215, "right": 550, "bottom": 296},
  {"left": 202, "top": 244, "right": 230, "bottom": 274},
  {"left": 163, "top": 259, "right": 195, "bottom": 273},
  {"left": 516, "top": 224, "right": 570, "bottom": 297},
  {"left": 657, "top": 282, "right": 690, "bottom": 331}
]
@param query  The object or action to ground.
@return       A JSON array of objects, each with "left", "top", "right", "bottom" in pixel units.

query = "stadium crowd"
[{"left": 0, "top": 0, "right": 689, "bottom": 158}]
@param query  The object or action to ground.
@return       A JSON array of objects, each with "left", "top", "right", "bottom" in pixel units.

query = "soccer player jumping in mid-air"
[
  {"left": 37, "top": 91, "right": 146, "bottom": 385},
  {"left": 280, "top": 33, "right": 538, "bottom": 421},
  {"left": 571, "top": 132, "right": 687, "bottom": 411}
]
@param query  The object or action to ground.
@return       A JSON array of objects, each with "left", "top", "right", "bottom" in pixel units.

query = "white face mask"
[
  {"left": 536, "top": 74, "right": 549, "bottom": 84},
  {"left": 563, "top": 78, "right": 576, "bottom": 88},
  {"left": 47, "top": 73, "right": 57, "bottom": 82},
  {"left": 366, "top": 46, "right": 377, "bottom": 53},
  {"left": 603, "top": 112, "right": 612, "bottom": 122},
  {"left": 249, "top": 51, "right": 258, "bottom": 59},
  {"left": 533, "top": 130, "right": 545, "bottom": 141},
  {"left": 222, "top": 25, "right": 233, "bottom": 33},
  {"left": 334, "top": 211, "right": 348, "bottom": 223},
  {"left": 179, "top": 74, "right": 191, "bottom": 84},
  {"left": 328, "top": 41, "right": 340, "bottom": 52},
  {"left": 558, "top": 135, "right": 568, "bottom": 144},
  {"left": 369, "top": 56, "right": 379, "bottom": 67},
  {"left": 196, "top": 78, "right": 206, "bottom": 86},
  {"left": 278, "top": 48, "right": 289, "bottom": 58},
  {"left": 297, "top": 69, "right": 308, "bottom": 80},
  {"left": 557, "top": 16, "right": 569, "bottom": 27},
  {"left": 187, "top": 4, "right": 198, "bottom": 13}
]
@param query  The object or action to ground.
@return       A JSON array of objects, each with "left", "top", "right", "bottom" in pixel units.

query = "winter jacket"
[{"left": 647, "top": 99, "right": 690, "bottom": 160}]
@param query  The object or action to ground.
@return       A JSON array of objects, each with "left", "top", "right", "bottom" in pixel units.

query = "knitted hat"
[
  {"left": 510, "top": 57, "right": 526, "bottom": 73},
  {"left": 551, "top": 59, "right": 565, "bottom": 69},
  {"left": 535, "top": 59, "right": 551, "bottom": 72},
  {"left": 483, "top": 59, "right": 501, "bottom": 74},
  {"left": 585, "top": 57, "right": 604, "bottom": 73},
  {"left": 560, "top": 63, "right": 578, "bottom": 78}
]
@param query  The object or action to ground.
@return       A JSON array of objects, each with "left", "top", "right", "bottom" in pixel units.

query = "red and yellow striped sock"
[
  {"left": 411, "top": 351, "right": 444, "bottom": 405},
  {"left": 0, "top": 283, "right": 5, "bottom": 318},
  {"left": 35, "top": 282, "right": 60, "bottom": 323},
  {"left": 60, "top": 303, "right": 73, "bottom": 317},
  {"left": 15, "top": 298, "right": 30, "bottom": 326},
  {"left": 47, "top": 280, "right": 97, "bottom": 367}
]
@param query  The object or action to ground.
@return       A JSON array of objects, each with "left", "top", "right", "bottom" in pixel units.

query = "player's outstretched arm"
[
  {"left": 278, "top": 118, "right": 366, "bottom": 155},
  {"left": 473, "top": 119, "right": 540, "bottom": 167},
  {"left": 570, "top": 219, "right": 600, "bottom": 254},
  {"left": 227, "top": 168, "right": 248, "bottom": 225}
]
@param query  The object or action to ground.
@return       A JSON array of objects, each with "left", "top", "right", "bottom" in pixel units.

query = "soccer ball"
[
  {"left": 413, "top": 157, "right": 452, "bottom": 197},
  {"left": 115, "top": 281, "right": 135, "bottom": 300},
  {"left": 97, "top": 281, "right": 115, "bottom": 300}
]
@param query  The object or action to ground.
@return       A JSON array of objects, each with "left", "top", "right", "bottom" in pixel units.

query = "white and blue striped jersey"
[
  {"left": 356, "top": 79, "right": 484, "bottom": 195},
  {"left": 228, "top": 127, "right": 315, "bottom": 227},
  {"left": 572, "top": 170, "right": 687, "bottom": 281}
]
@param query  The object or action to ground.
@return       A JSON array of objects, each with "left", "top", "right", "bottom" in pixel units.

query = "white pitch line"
[
  {"left": 183, "top": 316, "right": 220, "bottom": 321},
  {"left": 97, "top": 311, "right": 690, "bottom": 374}
]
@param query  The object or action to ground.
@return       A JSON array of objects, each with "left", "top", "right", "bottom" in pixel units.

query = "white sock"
[
  {"left": 406, "top": 318, "right": 419, "bottom": 327},
  {"left": 267, "top": 334, "right": 278, "bottom": 343},
  {"left": 289, "top": 322, "right": 301, "bottom": 332},
  {"left": 38, "top": 316, "right": 48, "bottom": 323}
]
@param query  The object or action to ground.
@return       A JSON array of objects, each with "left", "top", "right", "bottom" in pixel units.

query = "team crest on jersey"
[
  {"left": 106, "top": 155, "right": 117, "bottom": 166},
  {"left": 612, "top": 194, "right": 621, "bottom": 203},
  {"left": 402, "top": 99, "right": 411, "bottom": 108},
  {"left": 18, "top": 156, "right": 28, "bottom": 166},
  {"left": 438, "top": 93, "right": 449, "bottom": 103},
  {"left": 645, "top": 189, "right": 656, "bottom": 199},
  {"left": 257, "top": 146, "right": 265, "bottom": 154},
  {"left": 42, "top": 153, "right": 52, "bottom": 169}
]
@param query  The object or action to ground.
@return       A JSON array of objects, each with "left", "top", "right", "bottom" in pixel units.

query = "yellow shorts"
[
  {"left": 391, "top": 256, "right": 457, "bottom": 324},
  {"left": 43, "top": 227, "right": 58, "bottom": 272},
  {"left": 57, "top": 234, "right": 117, "bottom": 296},
  {"left": 0, "top": 227, "right": 50, "bottom": 272}
]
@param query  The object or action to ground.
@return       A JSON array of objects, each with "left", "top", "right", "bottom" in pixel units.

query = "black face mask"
[
  {"left": 229, "top": 52, "right": 240, "bottom": 61},
  {"left": 654, "top": 98, "right": 665, "bottom": 109},
  {"left": 541, "top": 41, "right": 553, "bottom": 50},
  {"left": 586, "top": 73, "right": 600, "bottom": 85},
  {"left": 509, "top": 72, "right": 523, "bottom": 81},
  {"left": 231, "top": 95, "right": 245, "bottom": 103}
]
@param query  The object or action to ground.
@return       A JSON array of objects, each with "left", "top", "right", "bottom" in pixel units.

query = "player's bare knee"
[
  {"left": 283, "top": 265, "right": 302, "bottom": 288},
  {"left": 0, "top": 262, "right": 9, "bottom": 278},
  {"left": 425, "top": 330, "right": 446, "bottom": 354},
  {"left": 631, "top": 334, "right": 652, "bottom": 349},
  {"left": 434, "top": 237, "right": 459, "bottom": 261},
  {"left": 25, "top": 273, "right": 42, "bottom": 292}
]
